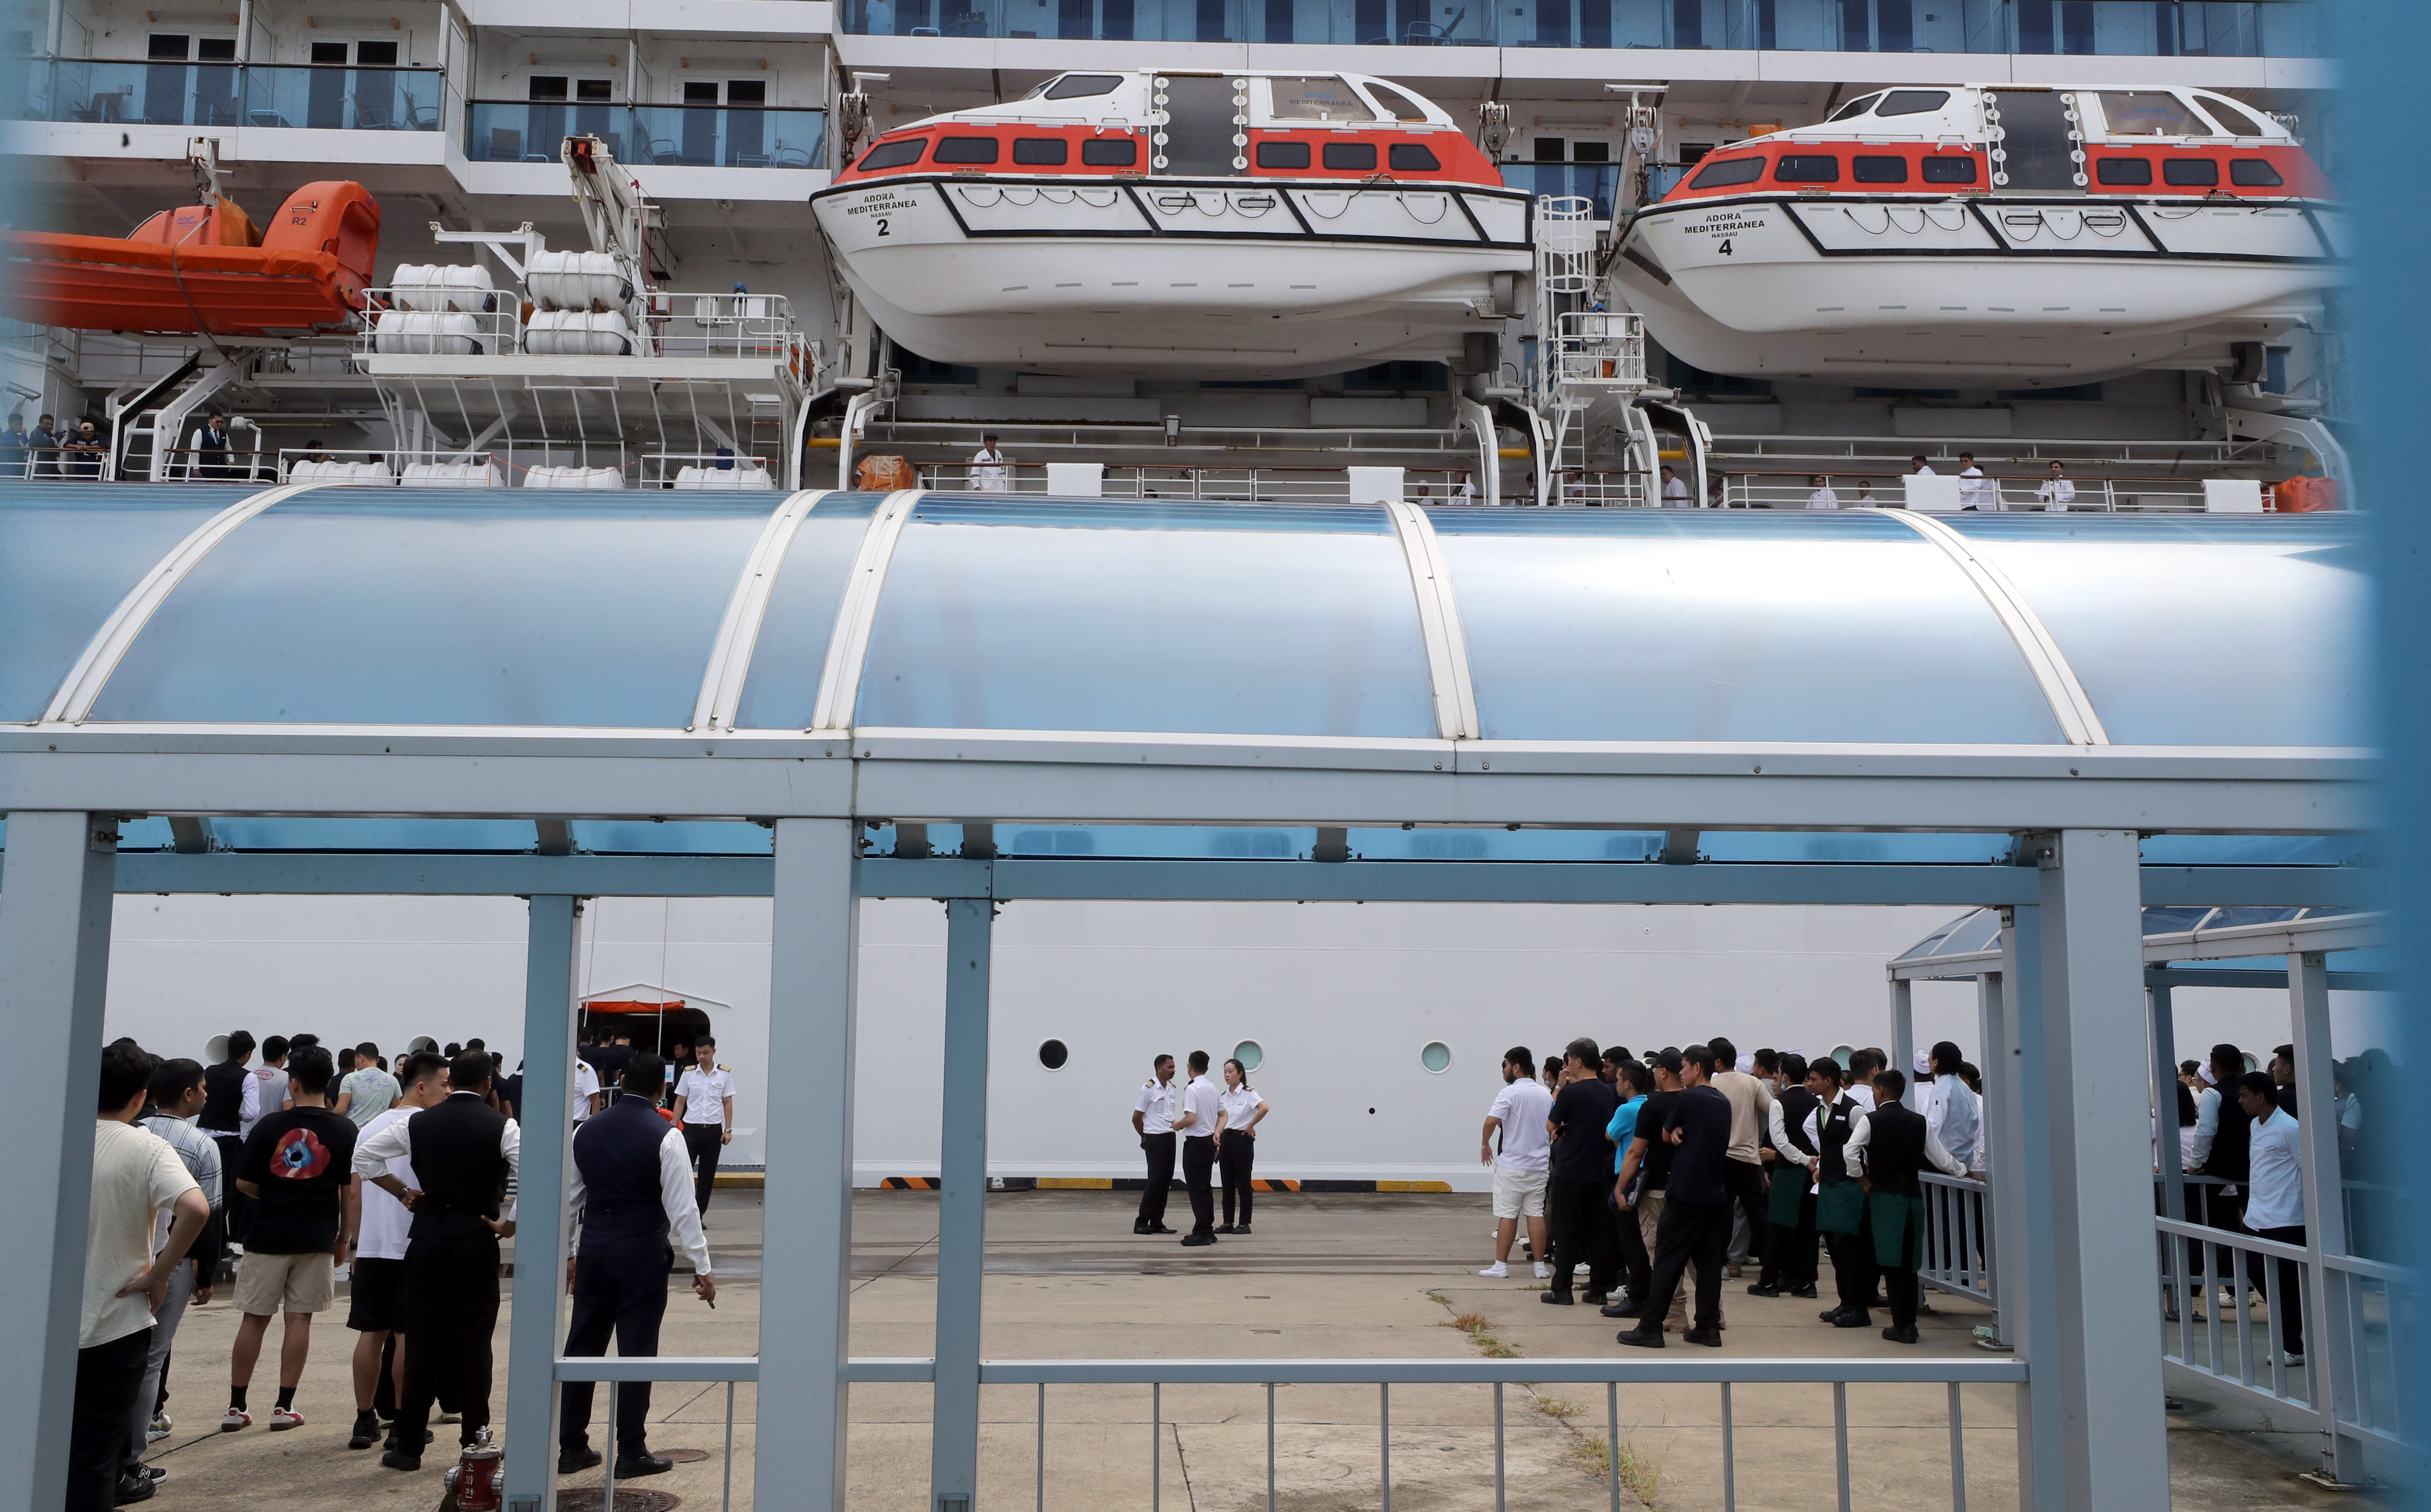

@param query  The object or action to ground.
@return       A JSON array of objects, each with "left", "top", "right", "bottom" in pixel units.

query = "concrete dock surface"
[{"left": 129, "top": 1190, "right": 2388, "bottom": 1509}]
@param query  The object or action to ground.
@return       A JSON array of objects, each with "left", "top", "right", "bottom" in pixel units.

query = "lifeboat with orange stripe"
[
  {"left": 1, "top": 181, "right": 379, "bottom": 337},
  {"left": 811, "top": 70, "right": 1529, "bottom": 378},
  {"left": 1609, "top": 84, "right": 2340, "bottom": 386}
]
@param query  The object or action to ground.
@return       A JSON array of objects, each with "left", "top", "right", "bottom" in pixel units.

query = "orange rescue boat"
[{"left": 1, "top": 180, "right": 379, "bottom": 337}]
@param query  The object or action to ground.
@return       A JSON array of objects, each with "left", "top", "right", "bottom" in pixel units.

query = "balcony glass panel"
[
  {"left": 1500, "top": 163, "right": 1617, "bottom": 219},
  {"left": 833, "top": 0, "right": 2317, "bottom": 51},
  {"left": 29, "top": 60, "right": 440, "bottom": 129},
  {"left": 465, "top": 102, "right": 825, "bottom": 168}
]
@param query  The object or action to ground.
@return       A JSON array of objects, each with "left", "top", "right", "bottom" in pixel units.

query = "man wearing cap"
[{"left": 969, "top": 432, "right": 1009, "bottom": 491}]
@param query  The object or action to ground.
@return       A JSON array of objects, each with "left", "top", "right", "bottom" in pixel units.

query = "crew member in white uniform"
[
  {"left": 968, "top": 431, "right": 1009, "bottom": 491},
  {"left": 1956, "top": 451, "right": 2000, "bottom": 510},
  {"left": 1908, "top": 455, "right": 1936, "bottom": 477},
  {"left": 2035, "top": 461, "right": 2076, "bottom": 512},
  {"left": 1174, "top": 1052, "right": 1224, "bottom": 1246},
  {"left": 671, "top": 1040, "right": 736, "bottom": 1215},
  {"left": 1806, "top": 474, "right": 1840, "bottom": 509},
  {"left": 1659, "top": 464, "right": 1690, "bottom": 507},
  {"left": 1130, "top": 1056, "right": 1180, "bottom": 1235}
]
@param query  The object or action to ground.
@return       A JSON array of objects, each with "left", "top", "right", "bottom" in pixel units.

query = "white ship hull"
[
  {"left": 813, "top": 174, "right": 1532, "bottom": 377},
  {"left": 1614, "top": 192, "right": 2340, "bottom": 385}
]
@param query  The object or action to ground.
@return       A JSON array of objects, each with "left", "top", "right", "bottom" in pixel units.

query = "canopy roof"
[{"left": 1889, "top": 903, "right": 2384, "bottom": 980}]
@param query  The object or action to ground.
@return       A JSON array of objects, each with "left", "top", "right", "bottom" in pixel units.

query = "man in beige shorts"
[{"left": 223, "top": 1046, "right": 356, "bottom": 1432}]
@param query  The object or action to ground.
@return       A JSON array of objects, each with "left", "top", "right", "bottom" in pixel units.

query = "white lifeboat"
[
  {"left": 1609, "top": 84, "right": 2342, "bottom": 386},
  {"left": 810, "top": 70, "right": 1531, "bottom": 378}
]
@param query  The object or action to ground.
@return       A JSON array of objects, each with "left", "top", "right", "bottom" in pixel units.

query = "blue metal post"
[
  {"left": 932, "top": 896, "right": 994, "bottom": 1511},
  {"left": 504, "top": 895, "right": 580, "bottom": 1512}
]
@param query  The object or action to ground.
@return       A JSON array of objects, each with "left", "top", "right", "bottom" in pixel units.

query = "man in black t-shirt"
[
  {"left": 1619, "top": 1044, "right": 1735, "bottom": 1348},
  {"left": 224, "top": 1046, "right": 357, "bottom": 1432},
  {"left": 1539, "top": 1038, "right": 1621, "bottom": 1307}
]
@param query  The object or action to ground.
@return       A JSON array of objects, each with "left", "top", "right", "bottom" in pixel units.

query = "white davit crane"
[{"left": 559, "top": 134, "right": 662, "bottom": 297}]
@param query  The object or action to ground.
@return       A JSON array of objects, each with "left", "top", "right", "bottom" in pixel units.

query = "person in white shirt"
[
  {"left": 1956, "top": 451, "right": 2001, "bottom": 510},
  {"left": 2237, "top": 1071, "right": 2308, "bottom": 1363},
  {"left": 1449, "top": 470, "right": 1476, "bottom": 504},
  {"left": 2035, "top": 460, "right": 2076, "bottom": 512},
  {"left": 1213, "top": 1059, "right": 1268, "bottom": 1235},
  {"left": 1805, "top": 474, "right": 1840, "bottom": 510},
  {"left": 573, "top": 1056, "right": 603, "bottom": 1126},
  {"left": 1922, "top": 1042, "right": 1983, "bottom": 1174},
  {"left": 242, "top": 1037, "right": 291, "bottom": 1138},
  {"left": 340, "top": 1051, "right": 445, "bottom": 1450},
  {"left": 1173, "top": 1051, "right": 1224, "bottom": 1246},
  {"left": 1130, "top": 1056, "right": 1180, "bottom": 1235},
  {"left": 1479, "top": 1046, "right": 1556, "bottom": 1279},
  {"left": 671, "top": 1038, "right": 737, "bottom": 1215},
  {"left": 125, "top": 1059, "right": 224, "bottom": 1474},
  {"left": 1908, "top": 455, "right": 1936, "bottom": 477},
  {"left": 1843, "top": 1048, "right": 1881, "bottom": 1112},
  {"left": 968, "top": 432, "right": 1009, "bottom": 491},
  {"left": 79, "top": 1043, "right": 208, "bottom": 1512},
  {"left": 1659, "top": 464, "right": 1691, "bottom": 506}
]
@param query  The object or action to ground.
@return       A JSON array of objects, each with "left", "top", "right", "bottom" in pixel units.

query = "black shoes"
[
  {"left": 1236, "top": 1225, "right": 1251, "bottom": 1235},
  {"left": 1582, "top": 1290, "right": 1609, "bottom": 1307},
  {"left": 348, "top": 1412, "right": 383, "bottom": 1451},
  {"left": 1539, "top": 1290, "right": 1574, "bottom": 1305},
  {"left": 1826, "top": 1308, "right": 1873, "bottom": 1328},
  {"left": 111, "top": 1475, "right": 155, "bottom": 1505},
  {"left": 1217, "top": 1224, "right": 1237, "bottom": 1234},
  {"left": 1152, "top": 1225, "right": 1178, "bottom": 1235},
  {"left": 379, "top": 1450, "right": 421, "bottom": 1472},
  {"left": 615, "top": 1452, "right": 675, "bottom": 1479},
  {"left": 1180, "top": 1232, "right": 1216, "bottom": 1247},
  {"left": 559, "top": 1446, "right": 604, "bottom": 1474},
  {"left": 1882, "top": 1325, "right": 1921, "bottom": 1344},
  {"left": 1790, "top": 1285, "right": 1821, "bottom": 1299},
  {"left": 1133, "top": 1223, "right": 1153, "bottom": 1234},
  {"left": 1599, "top": 1301, "right": 1642, "bottom": 1319},
  {"left": 1746, "top": 1282, "right": 1782, "bottom": 1297},
  {"left": 1615, "top": 1327, "right": 1664, "bottom": 1349},
  {"left": 1682, "top": 1327, "right": 1725, "bottom": 1348}
]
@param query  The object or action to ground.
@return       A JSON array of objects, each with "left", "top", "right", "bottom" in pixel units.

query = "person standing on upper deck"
[
  {"left": 2035, "top": 461, "right": 2076, "bottom": 511},
  {"left": 969, "top": 432, "right": 1010, "bottom": 491}
]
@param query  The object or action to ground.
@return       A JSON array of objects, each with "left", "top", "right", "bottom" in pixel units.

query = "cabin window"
[
  {"left": 1042, "top": 74, "right": 1123, "bottom": 100},
  {"left": 2098, "top": 91, "right": 2204, "bottom": 138},
  {"left": 1388, "top": 142, "right": 1440, "bottom": 171},
  {"left": 1877, "top": 90, "right": 1951, "bottom": 117},
  {"left": 1269, "top": 76, "right": 1375, "bottom": 122},
  {"left": 1920, "top": 156, "right": 1978, "bottom": 184},
  {"left": 1826, "top": 92, "right": 1883, "bottom": 122},
  {"left": 2197, "top": 95, "right": 2274, "bottom": 138},
  {"left": 2095, "top": 156, "right": 2152, "bottom": 185},
  {"left": 2229, "top": 158, "right": 2285, "bottom": 187},
  {"left": 1323, "top": 140, "right": 1378, "bottom": 171},
  {"left": 2162, "top": 156, "right": 2219, "bottom": 187},
  {"left": 1364, "top": 82, "right": 1432, "bottom": 123},
  {"left": 1688, "top": 155, "right": 1764, "bottom": 188},
  {"left": 1852, "top": 155, "right": 1908, "bottom": 183},
  {"left": 1080, "top": 136, "right": 1138, "bottom": 166},
  {"left": 1256, "top": 139, "right": 1310, "bottom": 168},
  {"left": 859, "top": 138, "right": 927, "bottom": 170},
  {"left": 1013, "top": 137, "right": 1070, "bottom": 164},
  {"left": 1774, "top": 154, "right": 1840, "bottom": 183},
  {"left": 934, "top": 136, "right": 1002, "bottom": 165}
]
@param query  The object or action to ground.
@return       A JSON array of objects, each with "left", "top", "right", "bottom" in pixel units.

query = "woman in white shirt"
[
  {"left": 1805, "top": 474, "right": 1840, "bottom": 510},
  {"left": 1214, "top": 1058, "right": 1269, "bottom": 1235},
  {"left": 2035, "top": 461, "right": 2076, "bottom": 512}
]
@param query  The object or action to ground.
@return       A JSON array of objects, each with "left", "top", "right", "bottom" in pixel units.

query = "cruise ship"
[{"left": 1, "top": 0, "right": 2342, "bottom": 1180}]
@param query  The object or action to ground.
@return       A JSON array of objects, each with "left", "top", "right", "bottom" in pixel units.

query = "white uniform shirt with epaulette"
[
  {"left": 676, "top": 1062, "right": 736, "bottom": 1125},
  {"left": 1135, "top": 1077, "right": 1178, "bottom": 1135}
]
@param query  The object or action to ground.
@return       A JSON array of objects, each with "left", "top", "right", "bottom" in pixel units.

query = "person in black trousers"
[
  {"left": 1753, "top": 1053, "right": 1821, "bottom": 1298},
  {"left": 1844, "top": 1070, "right": 1970, "bottom": 1343},
  {"left": 1130, "top": 1055, "right": 1180, "bottom": 1235},
  {"left": 2194, "top": 1042, "right": 2259, "bottom": 1304},
  {"left": 1810, "top": 1061, "right": 1879, "bottom": 1328},
  {"left": 1214, "top": 1058, "right": 1268, "bottom": 1234},
  {"left": 1618, "top": 1045, "right": 1734, "bottom": 1347},
  {"left": 200, "top": 1031, "right": 258, "bottom": 1243},
  {"left": 559, "top": 1056, "right": 716, "bottom": 1479},
  {"left": 1540, "top": 1039, "right": 1620, "bottom": 1307},
  {"left": 1603, "top": 1059, "right": 1656, "bottom": 1309},
  {"left": 356, "top": 1051, "right": 520, "bottom": 1471},
  {"left": 1175, "top": 1051, "right": 1222, "bottom": 1247}
]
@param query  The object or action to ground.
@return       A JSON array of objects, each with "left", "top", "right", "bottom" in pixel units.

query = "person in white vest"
[{"left": 968, "top": 432, "right": 1009, "bottom": 491}]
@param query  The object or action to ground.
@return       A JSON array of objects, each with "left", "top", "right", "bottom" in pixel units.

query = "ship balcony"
[
  {"left": 457, "top": 100, "right": 828, "bottom": 196},
  {"left": 6, "top": 60, "right": 453, "bottom": 167},
  {"left": 836, "top": 0, "right": 2320, "bottom": 55}
]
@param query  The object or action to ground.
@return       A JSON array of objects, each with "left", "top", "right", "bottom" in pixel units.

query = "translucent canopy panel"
[
  {"left": 854, "top": 499, "right": 1438, "bottom": 737},
  {"left": 734, "top": 492, "right": 885, "bottom": 730},
  {"left": 1430, "top": 511, "right": 2064, "bottom": 744},
  {"left": 94, "top": 493, "right": 775, "bottom": 727},
  {"left": 1944, "top": 516, "right": 2370, "bottom": 747},
  {"left": 0, "top": 488, "right": 227, "bottom": 722},
  {"left": 1896, "top": 904, "right": 2368, "bottom": 971}
]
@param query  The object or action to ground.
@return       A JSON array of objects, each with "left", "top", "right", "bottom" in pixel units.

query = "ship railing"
[
  {"left": 1715, "top": 469, "right": 2283, "bottom": 512},
  {"left": 919, "top": 462, "right": 1482, "bottom": 504},
  {"left": 1550, "top": 310, "right": 1648, "bottom": 390},
  {"left": 633, "top": 451, "right": 785, "bottom": 489},
  {"left": 641, "top": 293, "right": 809, "bottom": 365},
  {"left": 1705, "top": 432, "right": 2286, "bottom": 472},
  {"left": 357, "top": 293, "right": 526, "bottom": 361},
  {"left": 356, "top": 289, "right": 808, "bottom": 369}
]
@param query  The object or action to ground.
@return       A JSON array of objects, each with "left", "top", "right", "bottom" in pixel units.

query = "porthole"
[
  {"left": 1037, "top": 1038, "right": 1069, "bottom": 1070},
  {"left": 1421, "top": 1041, "right": 1453, "bottom": 1074},
  {"left": 1233, "top": 1039, "right": 1264, "bottom": 1072},
  {"left": 1830, "top": 1045, "right": 1855, "bottom": 1070}
]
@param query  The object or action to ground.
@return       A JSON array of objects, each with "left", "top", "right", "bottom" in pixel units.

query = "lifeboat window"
[
  {"left": 1323, "top": 141, "right": 1379, "bottom": 171},
  {"left": 1043, "top": 73, "right": 1124, "bottom": 101},
  {"left": 2162, "top": 157, "right": 2219, "bottom": 187},
  {"left": 934, "top": 136, "right": 1002, "bottom": 165},
  {"left": 2229, "top": 158, "right": 2285, "bottom": 187},
  {"left": 1013, "top": 137, "right": 1070, "bottom": 165},
  {"left": 1270, "top": 76, "right": 1377, "bottom": 122},
  {"left": 2096, "top": 91, "right": 2205, "bottom": 138},
  {"left": 858, "top": 139, "right": 928, "bottom": 171},
  {"left": 1774, "top": 154, "right": 1841, "bottom": 184},
  {"left": 1919, "top": 156, "right": 1978, "bottom": 184},
  {"left": 2094, "top": 156, "right": 2153, "bottom": 185},
  {"left": 1081, "top": 136, "right": 1138, "bottom": 166},
  {"left": 2197, "top": 95, "right": 2274, "bottom": 139},
  {"left": 1852, "top": 155, "right": 1908, "bottom": 184},
  {"left": 1876, "top": 89, "right": 1951, "bottom": 117},
  {"left": 1365, "top": 83, "right": 1434, "bottom": 123},
  {"left": 1256, "top": 140, "right": 1312, "bottom": 169},
  {"left": 1688, "top": 155, "right": 1764, "bottom": 188},
  {"left": 1827, "top": 92, "right": 1883, "bottom": 122},
  {"left": 1389, "top": 142, "right": 1442, "bottom": 171}
]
